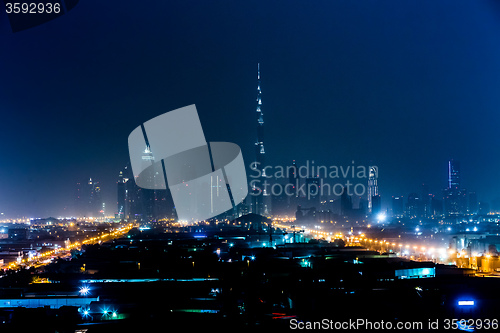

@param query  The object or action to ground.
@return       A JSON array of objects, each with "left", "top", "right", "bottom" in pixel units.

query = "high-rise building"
[
  {"left": 431, "top": 195, "right": 443, "bottom": 216},
  {"left": 73, "top": 178, "right": 103, "bottom": 218},
  {"left": 288, "top": 160, "right": 298, "bottom": 191},
  {"left": 392, "top": 196, "right": 404, "bottom": 218},
  {"left": 306, "top": 176, "right": 321, "bottom": 209},
  {"left": 75, "top": 179, "right": 102, "bottom": 218},
  {"left": 88, "top": 178, "right": 103, "bottom": 218},
  {"left": 371, "top": 195, "right": 382, "bottom": 217},
  {"left": 117, "top": 169, "right": 128, "bottom": 219},
  {"left": 252, "top": 63, "right": 267, "bottom": 216},
  {"left": 421, "top": 184, "right": 432, "bottom": 218},
  {"left": 443, "top": 159, "right": 466, "bottom": 215},
  {"left": 468, "top": 191, "right": 478, "bottom": 215},
  {"left": 367, "top": 166, "right": 378, "bottom": 214},
  {"left": 340, "top": 188, "right": 352, "bottom": 217},
  {"left": 120, "top": 160, "right": 175, "bottom": 223},
  {"left": 406, "top": 193, "right": 420, "bottom": 219},
  {"left": 140, "top": 146, "right": 156, "bottom": 221}
]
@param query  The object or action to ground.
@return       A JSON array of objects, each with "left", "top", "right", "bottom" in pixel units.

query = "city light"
[
  {"left": 79, "top": 286, "right": 90, "bottom": 296},
  {"left": 377, "top": 213, "right": 386, "bottom": 222}
]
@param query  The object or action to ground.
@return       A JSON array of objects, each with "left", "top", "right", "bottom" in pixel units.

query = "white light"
[
  {"left": 458, "top": 300, "right": 474, "bottom": 306},
  {"left": 79, "top": 286, "right": 90, "bottom": 296},
  {"left": 377, "top": 213, "right": 386, "bottom": 222}
]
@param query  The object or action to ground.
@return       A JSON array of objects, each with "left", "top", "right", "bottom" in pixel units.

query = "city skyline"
[
  {"left": 2, "top": 1, "right": 500, "bottom": 217},
  {"left": 3, "top": 2, "right": 500, "bottom": 331}
]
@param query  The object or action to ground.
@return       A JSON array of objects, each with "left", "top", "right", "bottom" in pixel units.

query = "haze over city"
[{"left": 2, "top": 0, "right": 500, "bottom": 218}]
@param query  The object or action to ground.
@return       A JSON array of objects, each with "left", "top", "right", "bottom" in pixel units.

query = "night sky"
[{"left": 2, "top": 0, "right": 500, "bottom": 218}]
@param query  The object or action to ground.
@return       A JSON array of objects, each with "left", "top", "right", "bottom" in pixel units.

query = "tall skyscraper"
[
  {"left": 306, "top": 176, "right": 321, "bottom": 209},
  {"left": 371, "top": 195, "right": 382, "bottom": 217},
  {"left": 443, "top": 159, "right": 466, "bottom": 215},
  {"left": 117, "top": 169, "right": 128, "bottom": 219},
  {"left": 124, "top": 164, "right": 140, "bottom": 221},
  {"left": 392, "top": 196, "right": 404, "bottom": 218},
  {"left": 448, "top": 159, "right": 460, "bottom": 190},
  {"left": 75, "top": 178, "right": 103, "bottom": 218},
  {"left": 288, "top": 160, "right": 298, "bottom": 190},
  {"left": 340, "top": 188, "right": 352, "bottom": 217},
  {"left": 367, "top": 166, "right": 378, "bottom": 214},
  {"left": 468, "top": 191, "right": 478, "bottom": 215},
  {"left": 252, "top": 63, "right": 267, "bottom": 216},
  {"left": 406, "top": 193, "right": 420, "bottom": 219},
  {"left": 421, "top": 184, "right": 432, "bottom": 218},
  {"left": 431, "top": 195, "right": 444, "bottom": 216},
  {"left": 89, "top": 178, "right": 103, "bottom": 218}
]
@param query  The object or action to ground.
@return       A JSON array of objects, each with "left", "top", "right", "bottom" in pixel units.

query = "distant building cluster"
[
  {"left": 69, "top": 65, "right": 493, "bottom": 227},
  {"left": 74, "top": 178, "right": 103, "bottom": 218},
  {"left": 115, "top": 164, "right": 176, "bottom": 223},
  {"left": 391, "top": 159, "right": 489, "bottom": 220}
]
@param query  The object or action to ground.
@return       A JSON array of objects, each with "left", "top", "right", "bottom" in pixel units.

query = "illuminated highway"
[
  {"left": 272, "top": 220, "right": 455, "bottom": 264},
  {"left": 3, "top": 223, "right": 134, "bottom": 271}
]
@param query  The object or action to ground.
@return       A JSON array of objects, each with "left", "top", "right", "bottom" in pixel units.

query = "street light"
[{"left": 79, "top": 286, "right": 90, "bottom": 296}]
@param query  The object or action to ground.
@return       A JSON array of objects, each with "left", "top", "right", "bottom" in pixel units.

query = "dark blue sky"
[{"left": 1, "top": 0, "right": 500, "bottom": 217}]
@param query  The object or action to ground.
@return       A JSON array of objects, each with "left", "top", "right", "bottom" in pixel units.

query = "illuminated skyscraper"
[
  {"left": 371, "top": 195, "right": 382, "bottom": 217},
  {"left": 288, "top": 160, "right": 298, "bottom": 189},
  {"left": 448, "top": 159, "right": 460, "bottom": 190},
  {"left": 405, "top": 193, "right": 420, "bottom": 219},
  {"left": 468, "top": 191, "right": 478, "bottom": 215},
  {"left": 78, "top": 178, "right": 102, "bottom": 218},
  {"left": 306, "top": 176, "right": 320, "bottom": 208},
  {"left": 444, "top": 159, "right": 466, "bottom": 215},
  {"left": 141, "top": 145, "right": 156, "bottom": 221},
  {"left": 117, "top": 169, "right": 128, "bottom": 219},
  {"left": 367, "top": 166, "right": 378, "bottom": 214}
]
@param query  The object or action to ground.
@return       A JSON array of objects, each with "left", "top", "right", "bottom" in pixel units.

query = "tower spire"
[{"left": 253, "top": 63, "right": 267, "bottom": 215}]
